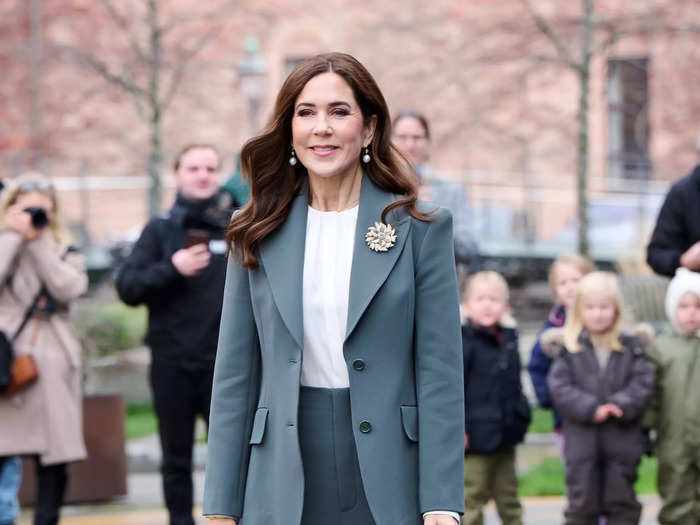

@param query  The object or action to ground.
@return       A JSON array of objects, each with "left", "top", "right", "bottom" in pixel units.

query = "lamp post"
[{"left": 236, "top": 36, "right": 267, "bottom": 134}]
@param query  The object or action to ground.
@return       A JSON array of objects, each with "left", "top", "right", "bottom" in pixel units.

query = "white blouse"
[
  {"left": 301, "top": 205, "right": 358, "bottom": 388},
  {"left": 299, "top": 204, "right": 459, "bottom": 524}
]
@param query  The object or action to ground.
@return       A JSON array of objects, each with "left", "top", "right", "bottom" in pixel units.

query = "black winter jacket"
[
  {"left": 647, "top": 164, "right": 700, "bottom": 277},
  {"left": 116, "top": 191, "right": 233, "bottom": 366},
  {"left": 463, "top": 322, "right": 531, "bottom": 454}
]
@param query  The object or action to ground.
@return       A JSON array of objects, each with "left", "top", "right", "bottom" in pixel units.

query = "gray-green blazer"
[{"left": 203, "top": 175, "right": 464, "bottom": 525}]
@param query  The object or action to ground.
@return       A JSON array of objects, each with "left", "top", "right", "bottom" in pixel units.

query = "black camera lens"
[{"left": 23, "top": 207, "right": 49, "bottom": 229}]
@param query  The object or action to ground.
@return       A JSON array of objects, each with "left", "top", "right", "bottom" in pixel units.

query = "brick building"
[{"left": 1, "top": 0, "right": 699, "bottom": 252}]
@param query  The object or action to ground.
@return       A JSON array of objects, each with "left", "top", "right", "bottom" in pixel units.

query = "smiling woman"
[
  {"left": 227, "top": 52, "right": 432, "bottom": 269},
  {"left": 205, "top": 53, "right": 465, "bottom": 525}
]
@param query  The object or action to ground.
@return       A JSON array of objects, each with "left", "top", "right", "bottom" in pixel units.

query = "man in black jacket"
[
  {"left": 647, "top": 163, "right": 700, "bottom": 277},
  {"left": 116, "top": 144, "right": 233, "bottom": 525}
]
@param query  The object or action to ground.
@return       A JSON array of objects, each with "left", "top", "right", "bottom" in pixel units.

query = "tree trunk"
[
  {"left": 147, "top": 0, "right": 162, "bottom": 216},
  {"left": 28, "top": 0, "right": 43, "bottom": 168},
  {"left": 576, "top": 0, "right": 594, "bottom": 256}
]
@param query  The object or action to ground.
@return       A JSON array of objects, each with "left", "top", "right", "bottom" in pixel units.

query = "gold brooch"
[{"left": 365, "top": 222, "right": 397, "bottom": 252}]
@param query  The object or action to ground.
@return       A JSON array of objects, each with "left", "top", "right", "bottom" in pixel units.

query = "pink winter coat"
[{"left": 0, "top": 230, "right": 87, "bottom": 465}]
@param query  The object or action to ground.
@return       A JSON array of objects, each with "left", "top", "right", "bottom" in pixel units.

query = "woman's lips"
[{"left": 309, "top": 145, "right": 339, "bottom": 157}]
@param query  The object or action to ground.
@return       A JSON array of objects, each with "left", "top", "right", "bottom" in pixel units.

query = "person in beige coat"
[{"left": 0, "top": 173, "right": 87, "bottom": 525}]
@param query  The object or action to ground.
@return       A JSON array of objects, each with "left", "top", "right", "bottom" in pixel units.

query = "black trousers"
[
  {"left": 32, "top": 458, "right": 67, "bottom": 525},
  {"left": 150, "top": 359, "right": 214, "bottom": 525}
]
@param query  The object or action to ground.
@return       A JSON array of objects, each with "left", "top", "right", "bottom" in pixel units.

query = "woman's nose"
[{"left": 313, "top": 114, "right": 332, "bottom": 135}]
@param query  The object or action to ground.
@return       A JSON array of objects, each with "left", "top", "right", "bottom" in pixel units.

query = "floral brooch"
[{"left": 365, "top": 221, "right": 397, "bottom": 252}]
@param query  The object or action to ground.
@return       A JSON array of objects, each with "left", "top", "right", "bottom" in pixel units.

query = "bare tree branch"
[
  {"left": 520, "top": 0, "right": 582, "bottom": 72},
  {"left": 59, "top": 45, "right": 146, "bottom": 99},
  {"left": 99, "top": 0, "right": 149, "bottom": 65},
  {"left": 160, "top": 1, "right": 238, "bottom": 36},
  {"left": 161, "top": 26, "right": 222, "bottom": 111}
]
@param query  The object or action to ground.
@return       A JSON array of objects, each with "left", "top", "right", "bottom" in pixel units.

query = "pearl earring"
[
  {"left": 289, "top": 148, "right": 297, "bottom": 166},
  {"left": 362, "top": 147, "right": 371, "bottom": 164}
]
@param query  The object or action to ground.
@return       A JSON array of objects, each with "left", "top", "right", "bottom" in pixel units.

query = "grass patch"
[
  {"left": 126, "top": 403, "right": 158, "bottom": 439},
  {"left": 518, "top": 457, "right": 565, "bottom": 496},
  {"left": 528, "top": 407, "right": 555, "bottom": 434},
  {"left": 518, "top": 455, "right": 658, "bottom": 496}
]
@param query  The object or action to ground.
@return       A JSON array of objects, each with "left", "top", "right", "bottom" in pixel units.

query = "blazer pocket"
[
  {"left": 400, "top": 405, "right": 418, "bottom": 443},
  {"left": 249, "top": 407, "right": 269, "bottom": 445}
]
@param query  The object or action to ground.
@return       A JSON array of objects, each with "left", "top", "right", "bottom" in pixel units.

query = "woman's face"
[
  {"left": 392, "top": 116, "right": 429, "bottom": 166},
  {"left": 291, "top": 72, "right": 375, "bottom": 182},
  {"left": 581, "top": 291, "right": 617, "bottom": 335},
  {"left": 12, "top": 191, "right": 55, "bottom": 219}
]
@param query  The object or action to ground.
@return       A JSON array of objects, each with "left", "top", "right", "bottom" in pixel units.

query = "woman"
[
  {"left": 203, "top": 53, "right": 464, "bottom": 525},
  {"left": 392, "top": 111, "right": 477, "bottom": 265},
  {"left": 0, "top": 173, "right": 88, "bottom": 525}
]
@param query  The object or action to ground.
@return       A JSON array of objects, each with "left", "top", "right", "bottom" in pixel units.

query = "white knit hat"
[{"left": 665, "top": 268, "right": 700, "bottom": 333}]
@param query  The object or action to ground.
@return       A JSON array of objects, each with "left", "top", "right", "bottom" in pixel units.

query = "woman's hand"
[
  {"left": 424, "top": 514, "right": 459, "bottom": 524},
  {"left": 4, "top": 205, "right": 42, "bottom": 241}
]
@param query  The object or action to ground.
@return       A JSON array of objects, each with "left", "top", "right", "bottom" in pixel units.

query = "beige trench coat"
[{"left": 0, "top": 230, "right": 87, "bottom": 465}]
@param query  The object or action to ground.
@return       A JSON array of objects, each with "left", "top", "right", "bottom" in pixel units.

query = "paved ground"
[{"left": 18, "top": 470, "right": 662, "bottom": 524}]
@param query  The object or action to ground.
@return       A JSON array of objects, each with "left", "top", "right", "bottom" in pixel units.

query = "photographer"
[
  {"left": 0, "top": 173, "right": 88, "bottom": 525},
  {"left": 116, "top": 144, "right": 232, "bottom": 525}
]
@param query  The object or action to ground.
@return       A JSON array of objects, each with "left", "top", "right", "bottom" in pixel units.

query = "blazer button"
[
  {"left": 352, "top": 359, "right": 365, "bottom": 371},
  {"left": 359, "top": 421, "right": 372, "bottom": 433}
]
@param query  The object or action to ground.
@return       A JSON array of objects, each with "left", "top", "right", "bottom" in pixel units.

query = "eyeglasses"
[{"left": 18, "top": 180, "right": 55, "bottom": 195}]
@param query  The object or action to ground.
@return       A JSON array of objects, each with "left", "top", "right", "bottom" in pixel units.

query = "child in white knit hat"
[{"left": 645, "top": 268, "right": 700, "bottom": 524}]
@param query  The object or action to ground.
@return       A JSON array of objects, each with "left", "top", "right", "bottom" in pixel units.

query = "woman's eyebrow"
[{"left": 295, "top": 101, "right": 352, "bottom": 110}]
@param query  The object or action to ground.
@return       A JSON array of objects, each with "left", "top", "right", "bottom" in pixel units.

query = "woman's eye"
[
  {"left": 297, "top": 109, "right": 313, "bottom": 117},
  {"left": 332, "top": 109, "right": 349, "bottom": 116}
]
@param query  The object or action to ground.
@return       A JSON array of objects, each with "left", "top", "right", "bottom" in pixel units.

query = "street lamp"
[{"left": 236, "top": 36, "right": 267, "bottom": 134}]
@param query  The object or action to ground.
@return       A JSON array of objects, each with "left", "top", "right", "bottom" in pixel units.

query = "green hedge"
[{"left": 76, "top": 302, "right": 147, "bottom": 356}]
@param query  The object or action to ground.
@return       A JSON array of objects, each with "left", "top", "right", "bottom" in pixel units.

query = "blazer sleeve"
[
  {"left": 413, "top": 210, "right": 465, "bottom": 515},
  {"left": 203, "top": 255, "right": 261, "bottom": 519},
  {"left": 548, "top": 351, "right": 599, "bottom": 424}
]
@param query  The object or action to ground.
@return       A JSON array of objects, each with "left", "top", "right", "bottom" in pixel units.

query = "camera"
[{"left": 23, "top": 207, "right": 49, "bottom": 229}]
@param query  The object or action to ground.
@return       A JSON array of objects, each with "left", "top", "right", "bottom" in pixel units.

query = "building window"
[
  {"left": 607, "top": 58, "right": 651, "bottom": 180},
  {"left": 284, "top": 57, "right": 309, "bottom": 76}
]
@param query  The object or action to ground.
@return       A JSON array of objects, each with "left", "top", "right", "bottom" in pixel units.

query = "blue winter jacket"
[{"left": 527, "top": 305, "right": 565, "bottom": 430}]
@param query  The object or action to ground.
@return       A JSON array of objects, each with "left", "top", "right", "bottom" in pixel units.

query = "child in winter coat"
[
  {"left": 462, "top": 271, "right": 531, "bottom": 525},
  {"left": 549, "top": 271, "right": 654, "bottom": 525},
  {"left": 645, "top": 268, "right": 700, "bottom": 524},
  {"left": 528, "top": 254, "right": 595, "bottom": 441}
]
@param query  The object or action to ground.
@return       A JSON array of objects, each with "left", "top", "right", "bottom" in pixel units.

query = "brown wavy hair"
[{"left": 227, "top": 52, "right": 432, "bottom": 268}]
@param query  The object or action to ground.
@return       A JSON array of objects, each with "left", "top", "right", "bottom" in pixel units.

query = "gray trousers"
[{"left": 298, "top": 386, "right": 376, "bottom": 525}]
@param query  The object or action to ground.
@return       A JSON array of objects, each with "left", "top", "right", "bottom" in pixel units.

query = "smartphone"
[{"left": 184, "top": 228, "right": 210, "bottom": 248}]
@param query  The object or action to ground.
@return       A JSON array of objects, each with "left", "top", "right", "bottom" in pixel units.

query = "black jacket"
[
  {"left": 647, "top": 164, "right": 700, "bottom": 277},
  {"left": 116, "top": 191, "right": 233, "bottom": 365},
  {"left": 462, "top": 322, "right": 531, "bottom": 454}
]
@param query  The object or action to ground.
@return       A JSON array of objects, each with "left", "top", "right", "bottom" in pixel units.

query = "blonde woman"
[
  {"left": 0, "top": 173, "right": 87, "bottom": 525},
  {"left": 548, "top": 272, "right": 654, "bottom": 525}
]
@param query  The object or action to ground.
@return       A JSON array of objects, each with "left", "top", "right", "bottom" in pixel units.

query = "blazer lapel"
[
  {"left": 345, "top": 176, "right": 410, "bottom": 342},
  {"left": 259, "top": 189, "right": 308, "bottom": 350}
]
